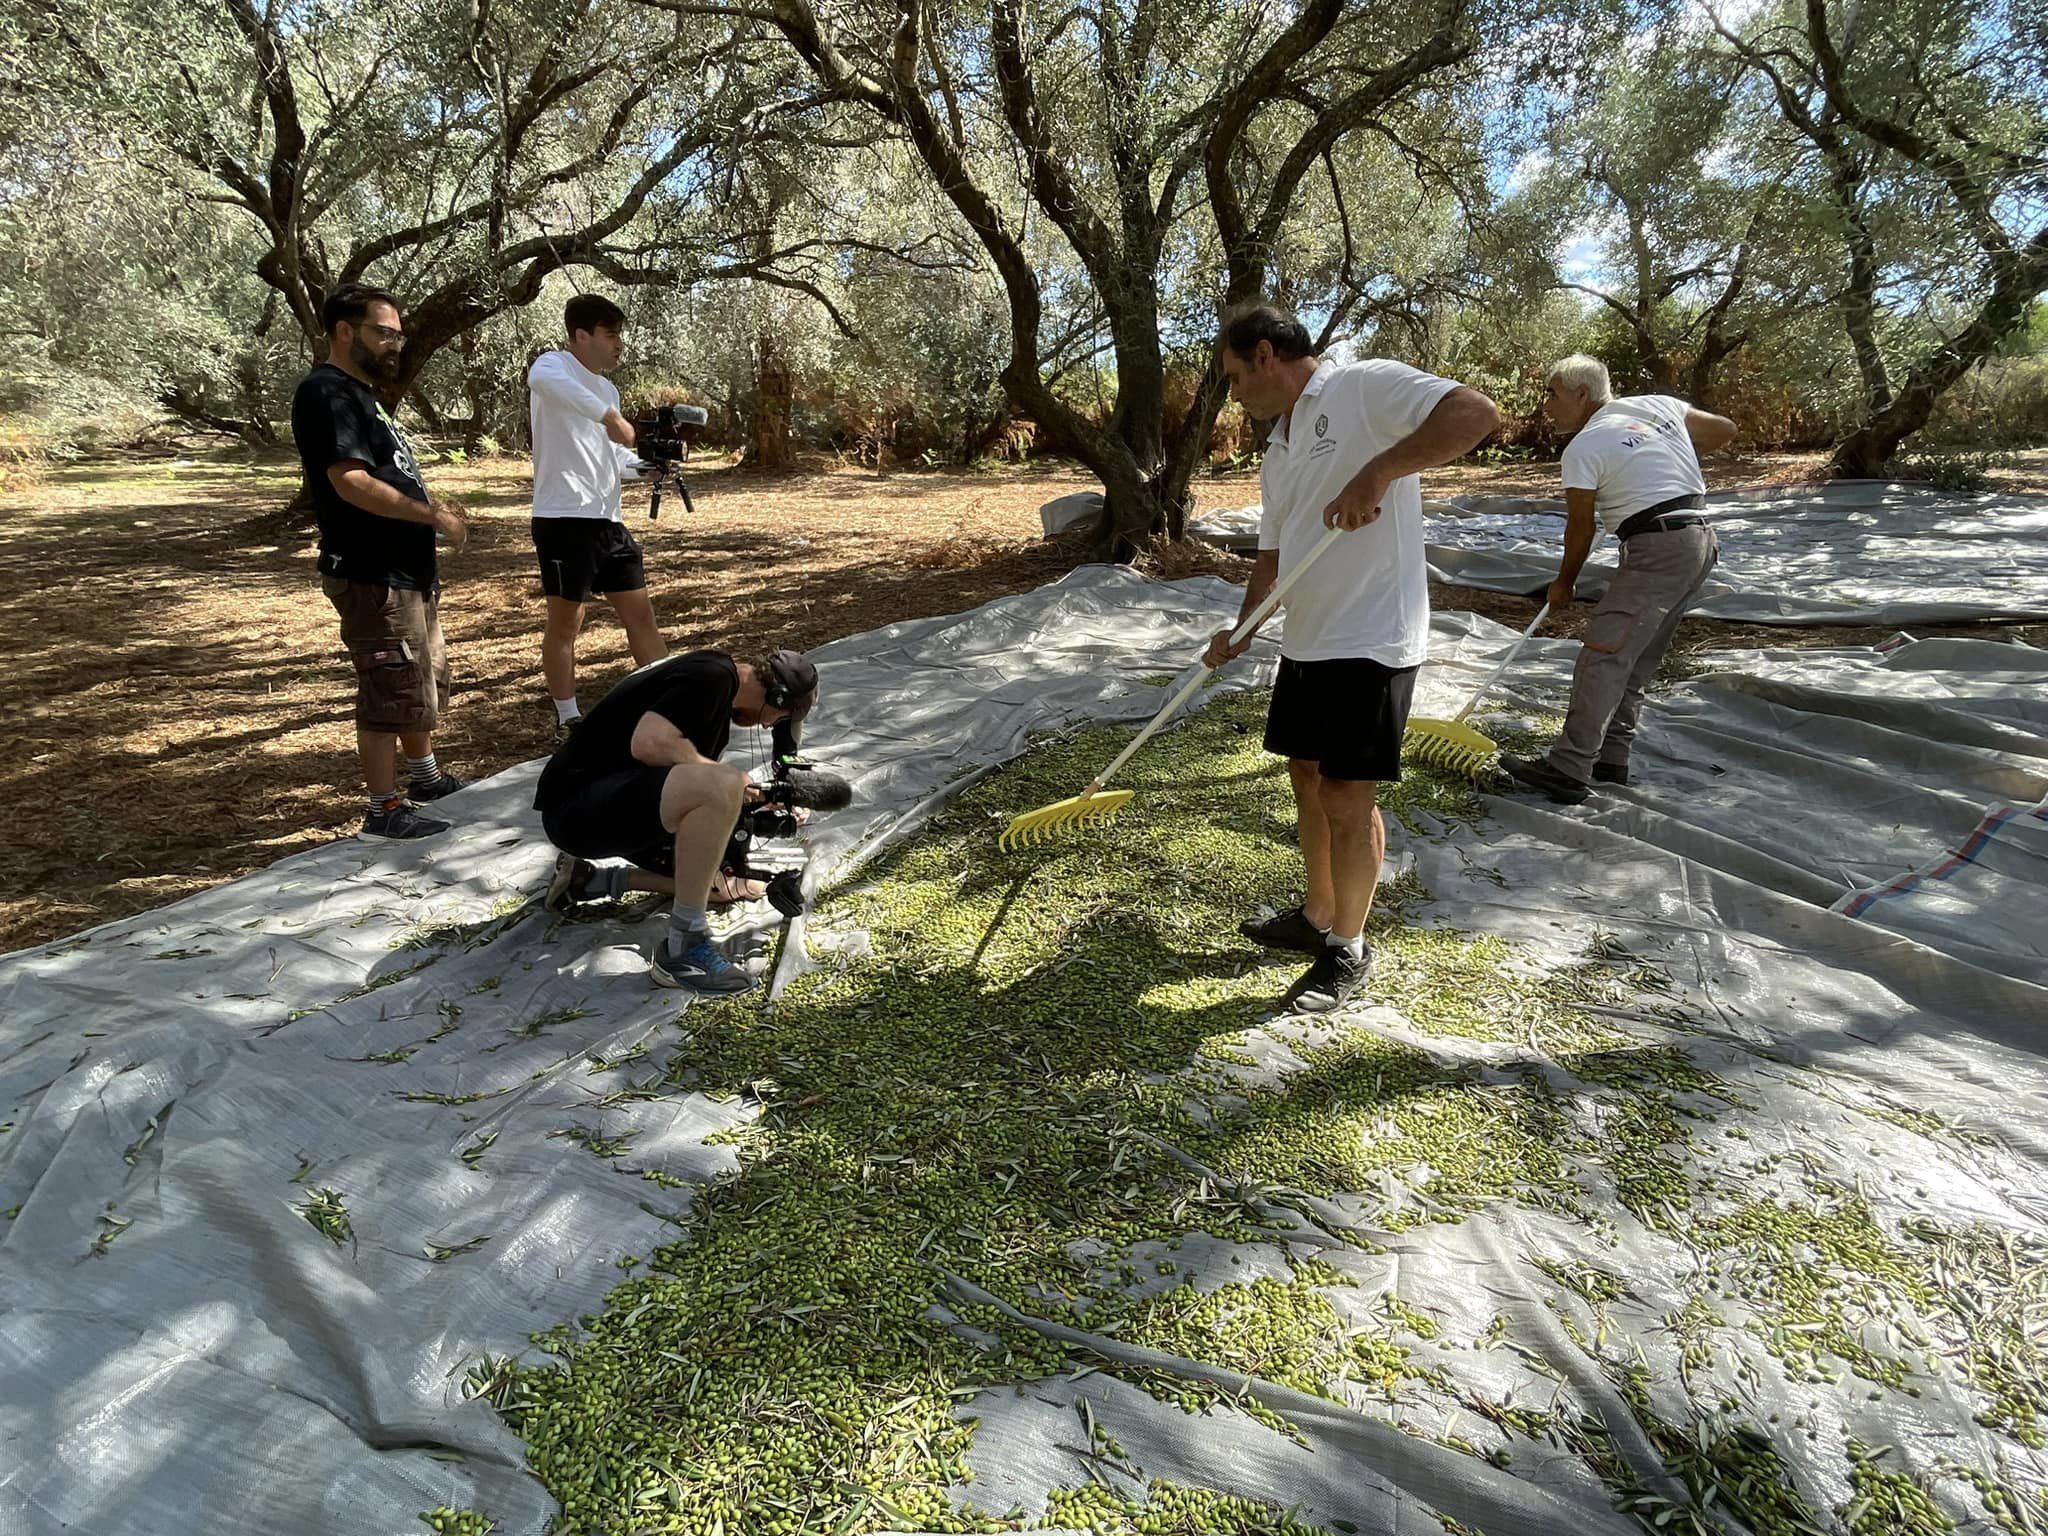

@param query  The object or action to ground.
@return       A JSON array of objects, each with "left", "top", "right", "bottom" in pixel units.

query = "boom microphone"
[{"left": 777, "top": 768, "right": 852, "bottom": 812}]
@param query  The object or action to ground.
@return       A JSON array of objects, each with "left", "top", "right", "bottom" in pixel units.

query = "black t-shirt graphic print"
[{"left": 291, "top": 362, "right": 437, "bottom": 591}]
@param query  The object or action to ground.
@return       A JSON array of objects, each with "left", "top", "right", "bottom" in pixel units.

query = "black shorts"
[
  {"left": 539, "top": 767, "right": 675, "bottom": 874},
  {"left": 532, "top": 517, "right": 647, "bottom": 602},
  {"left": 1263, "top": 655, "right": 1419, "bottom": 782}
]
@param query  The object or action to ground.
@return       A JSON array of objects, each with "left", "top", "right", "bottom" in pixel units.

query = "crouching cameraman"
[{"left": 536, "top": 649, "right": 830, "bottom": 994}]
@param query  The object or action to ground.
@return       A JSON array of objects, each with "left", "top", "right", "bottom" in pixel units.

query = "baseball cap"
[{"left": 767, "top": 649, "right": 818, "bottom": 720}]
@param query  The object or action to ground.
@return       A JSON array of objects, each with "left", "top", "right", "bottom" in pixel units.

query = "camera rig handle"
[{"left": 645, "top": 464, "right": 697, "bottom": 522}]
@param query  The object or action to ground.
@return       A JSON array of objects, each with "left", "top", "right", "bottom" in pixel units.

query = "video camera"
[
  {"left": 633, "top": 402, "right": 708, "bottom": 462},
  {"left": 630, "top": 402, "right": 709, "bottom": 519},
  {"left": 725, "top": 724, "right": 852, "bottom": 919}
]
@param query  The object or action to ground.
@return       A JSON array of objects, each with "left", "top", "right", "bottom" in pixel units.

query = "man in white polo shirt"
[
  {"left": 1501, "top": 354, "right": 1736, "bottom": 804},
  {"left": 529, "top": 293, "right": 667, "bottom": 741},
  {"left": 1204, "top": 303, "right": 1500, "bottom": 1013}
]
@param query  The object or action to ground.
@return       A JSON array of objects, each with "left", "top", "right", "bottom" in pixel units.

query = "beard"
[{"left": 349, "top": 336, "right": 402, "bottom": 382}]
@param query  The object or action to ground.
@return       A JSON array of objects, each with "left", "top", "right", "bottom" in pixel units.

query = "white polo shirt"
[
  {"left": 1257, "top": 358, "right": 1459, "bottom": 666},
  {"left": 528, "top": 350, "right": 641, "bottom": 521},
  {"left": 1560, "top": 394, "right": 1706, "bottom": 535}
]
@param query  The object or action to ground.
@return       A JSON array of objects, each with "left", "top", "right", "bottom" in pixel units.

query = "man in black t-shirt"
[
  {"left": 536, "top": 648, "right": 819, "bottom": 994},
  {"left": 291, "top": 284, "right": 471, "bottom": 840}
]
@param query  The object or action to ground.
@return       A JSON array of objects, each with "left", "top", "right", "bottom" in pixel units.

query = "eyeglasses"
[{"left": 356, "top": 321, "right": 405, "bottom": 343}]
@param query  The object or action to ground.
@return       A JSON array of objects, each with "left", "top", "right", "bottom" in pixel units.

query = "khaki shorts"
[{"left": 323, "top": 576, "right": 451, "bottom": 734}]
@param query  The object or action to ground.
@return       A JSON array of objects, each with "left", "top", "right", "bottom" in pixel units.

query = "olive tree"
[
  {"left": 12, "top": 0, "right": 881, "bottom": 431},
  {"left": 1713, "top": 0, "right": 2048, "bottom": 474},
  {"left": 654, "top": 0, "right": 1594, "bottom": 552},
  {"left": 1538, "top": 36, "right": 1828, "bottom": 408},
  {"left": 0, "top": 118, "right": 290, "bottom": 437}
]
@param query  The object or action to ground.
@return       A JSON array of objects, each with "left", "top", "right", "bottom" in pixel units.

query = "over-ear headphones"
[{"left": 761, "top": 649, "right": 817, "bottom": 713}]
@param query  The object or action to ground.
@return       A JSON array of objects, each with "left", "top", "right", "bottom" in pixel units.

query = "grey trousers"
[{"left": 1547, "top": 525, "right": 1719, "bottom": 782}]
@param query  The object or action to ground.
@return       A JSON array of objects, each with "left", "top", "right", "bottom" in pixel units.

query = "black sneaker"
[
  {"left": 650, "top": 932, "right": 755, "bottom": 995},
  {"left": 361, "top": 799, "right": 451, "bottom": 840},
  {"left": 553, "top": 717, "right": 580, "bottom": 747},
  {"left": 544, "top": 852, "right": 596, "bottom": 912},
  {"left": 409, "top": 770, "right": 465, "bottom": 802},
  {"left": 1240, "top": 903, "right": 1330, "bottom": 955},
  {"left": 1501, "top": 755, "right": 1591, "bottom": 805},
  {"left": 1593, "top": 762, "right": 1630, "bottom": 786},
  {"left": 1282, "top": 945, "right": 1372, "bottom": 1013}
]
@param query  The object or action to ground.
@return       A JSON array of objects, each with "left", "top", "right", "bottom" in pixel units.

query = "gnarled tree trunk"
[
  {"left": 1829, "top": 234, "right": 2048, "bottom": 477},
  {"left": 745, "top": 333, "right": 797, "bottom": 471}
]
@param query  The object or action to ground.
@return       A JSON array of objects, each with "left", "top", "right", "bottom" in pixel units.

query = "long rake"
[
  {"left": 1402, "top": 602, "right": 1550, "bottom": 779},
  {"left": 999, "top": 523, "right": 1347, "bottom": 851}
]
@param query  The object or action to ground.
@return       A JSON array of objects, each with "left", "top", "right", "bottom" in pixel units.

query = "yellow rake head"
[
  {"left": 1403, "top": 717, "right": 1500, "bottom": 781},
  {"left": 998, "top": 789, "right": 1135, "bottom": 850}
]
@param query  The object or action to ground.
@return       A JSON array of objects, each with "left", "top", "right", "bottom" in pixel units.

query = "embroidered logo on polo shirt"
[{"left": 1315, "top": 414, "right": 1329, "bottom": 438}]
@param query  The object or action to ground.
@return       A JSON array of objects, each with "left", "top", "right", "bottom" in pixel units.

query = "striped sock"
[
  {"left": 407, "top": 753, "right": 439, "bottom": 789},
  {"left": 367, "top": 789, "right": 403, "bottom": 817}
]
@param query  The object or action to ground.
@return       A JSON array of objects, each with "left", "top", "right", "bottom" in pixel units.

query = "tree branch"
[{"left": 988, "top": 0, "right": 1122, "bottom": 282}]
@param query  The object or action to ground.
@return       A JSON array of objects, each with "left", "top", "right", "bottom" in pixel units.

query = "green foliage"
[
  {"left": 298, "top": 1188, "right": 354, "bottom": 1247},
  {"left": 1922, "top": 356, "right": 2048, "bottom": 449},
  {"left": 817, "top": 258, "right": 1015, "bottom": 466},
  {"left": 1879, "top": 449, "right": 2017, "bottom": 494},
  {"left": 0, "top": 0, "right": 2039, "bottom": 465},
  {"left": 1616, "top": 1417, "right": 1832, "bottom": 1536},
  {"left": 0, "top": 124, "right": 287, "bottom": 438}
]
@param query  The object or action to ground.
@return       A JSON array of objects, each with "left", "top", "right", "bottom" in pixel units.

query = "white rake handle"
[
  {"left": 1086, "top": 523, "right": 1348, "bottom": 794},
  {"left": 1451, "top": 602, "right": 1550, "bottom": 724}
]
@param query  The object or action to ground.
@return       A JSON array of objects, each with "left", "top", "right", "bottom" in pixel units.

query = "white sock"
[
  {"left": 1327, "top": 931, "right": 1364, "bottom": 960},
  {"left": 406, "top": 752, "right": 438, "bottom": 788},
  {"left": 553, "top": 696, "right": 581, "bottom": 725},
  {"left": 669, "top": 905, "right": 710, "bottom": 946}
]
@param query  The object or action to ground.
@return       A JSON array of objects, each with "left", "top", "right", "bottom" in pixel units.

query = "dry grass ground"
[{"left": 1, "top": 444, "right": 2042, "bottom": 952}]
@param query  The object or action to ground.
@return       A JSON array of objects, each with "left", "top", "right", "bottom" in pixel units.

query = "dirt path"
[{"left": 1, "top": 446, "right": 2039, "bottom": 952}]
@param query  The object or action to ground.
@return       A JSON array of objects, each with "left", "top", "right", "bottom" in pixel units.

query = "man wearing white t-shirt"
[
  {"left": 529, "top": 294, "right": 666, "bottom": 740},
  {"left": 1501, "top": 355, "right": 1736, "bottom": 804},
  {"left": 1203, "top": 304, "right": 1500, "bottom": 1013}
]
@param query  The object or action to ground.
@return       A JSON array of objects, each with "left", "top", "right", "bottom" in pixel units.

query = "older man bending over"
[{"left": 1503, "top": 355, "right": 1736, "bottom": 804}]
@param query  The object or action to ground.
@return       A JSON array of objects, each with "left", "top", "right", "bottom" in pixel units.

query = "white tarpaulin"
[
  {"left": 1832, "top": 798, "right": 2048, "bottom": 977},
  {"left": 1191, "top": 481, "right": 2048, "bottom": 626},
  {"left": 0, "top": 571, "right": 1280, "bottom": 1535},
  {"left": 3, "top": 568, "right": 2046, "bottom": 1534}
]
